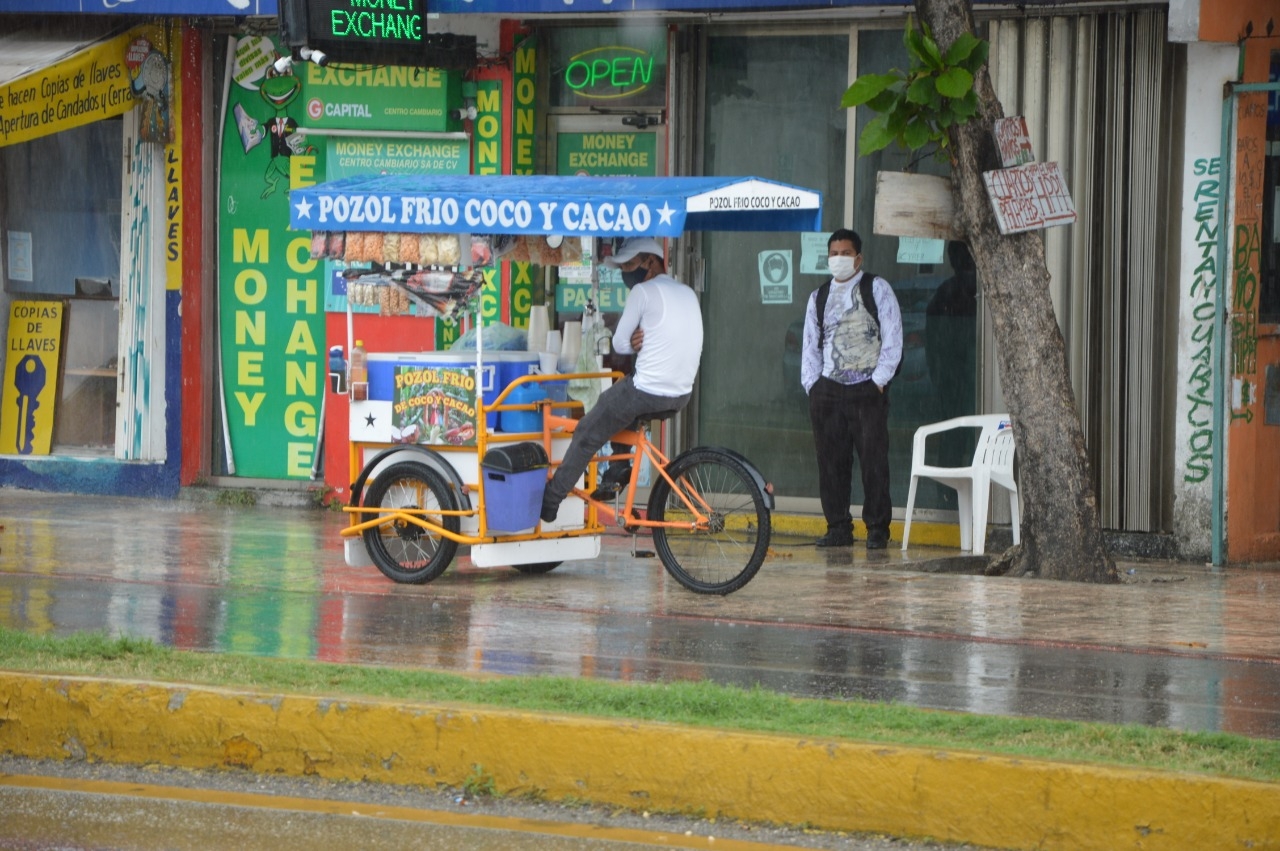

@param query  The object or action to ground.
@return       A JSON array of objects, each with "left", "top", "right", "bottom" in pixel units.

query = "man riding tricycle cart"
[{"left": 289, "top": 174, "right": 822, "bottom": 595}]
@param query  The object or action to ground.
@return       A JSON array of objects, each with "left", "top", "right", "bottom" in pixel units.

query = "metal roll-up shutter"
[{"left": 986, "top": 8, "right": 1174, "bottom": 532}]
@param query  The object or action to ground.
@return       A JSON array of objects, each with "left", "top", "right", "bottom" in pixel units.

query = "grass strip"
[{"left": 2, "top": 625, "right": 1278, "bottom": 783}]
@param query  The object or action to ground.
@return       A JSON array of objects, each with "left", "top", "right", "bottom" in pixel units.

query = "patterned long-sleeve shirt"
[{"left": 800, "top": 271, "right": 903, "bottom": 393}]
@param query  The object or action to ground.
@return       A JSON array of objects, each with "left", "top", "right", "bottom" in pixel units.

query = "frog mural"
[
  {"left": 256, "top": 56, "right": 313, "bottom": 198},
  {"left": 229, "top": 40, "right": 314, "bottom": 199}
]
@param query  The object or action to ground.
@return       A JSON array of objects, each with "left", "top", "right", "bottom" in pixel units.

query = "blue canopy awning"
[{"left": 289, "top": 174, "right": 822, "bottom": 238}]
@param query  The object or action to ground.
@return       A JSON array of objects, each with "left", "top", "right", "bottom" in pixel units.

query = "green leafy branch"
[{"left": 841, "top": 17, "right": 988, "bottom": 158}]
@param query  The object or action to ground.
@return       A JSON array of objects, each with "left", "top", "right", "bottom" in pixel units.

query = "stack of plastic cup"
[
  {"left": 559, "top": 321, "right": 581, "bottom": 373},
  {"left": 527, "top": 305, "right": 549, "bottom": 353}
]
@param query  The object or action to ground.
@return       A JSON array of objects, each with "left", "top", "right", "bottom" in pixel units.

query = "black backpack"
[{"left": 814, "top": 272, "right": 901, "bottom": 380}]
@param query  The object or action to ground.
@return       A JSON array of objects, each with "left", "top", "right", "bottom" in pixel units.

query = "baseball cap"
[{"left": 603, "top": 237, "right": 664, "bottom": 267}]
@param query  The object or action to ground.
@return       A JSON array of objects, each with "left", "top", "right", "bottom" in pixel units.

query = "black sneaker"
[
  {"left": 590, "top": 463, "right": 632, "bottom": 500},
  {"left": 815, "top": 529, "right": 854, "bottom": 547},
  {"left": 865, "top": 530, "right": 889, "bottom": 550},
  {"left": 540, "top": 498, "right": 560, "bottom": 524}
]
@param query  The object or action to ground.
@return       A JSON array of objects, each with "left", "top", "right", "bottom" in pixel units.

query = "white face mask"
[{"left": 827, "top": 255, "right": 857, "bottom": 281}]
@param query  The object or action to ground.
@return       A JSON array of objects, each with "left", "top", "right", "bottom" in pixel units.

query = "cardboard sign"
[
  {"left": 872, "top": 171, "right": 961, "bottom": 240},
  {"left": 983, "top": 162, "right": 1077, "bottom": 234},
  {"left": 994, "top": 116, "right": 1036, "bottom": 168}
]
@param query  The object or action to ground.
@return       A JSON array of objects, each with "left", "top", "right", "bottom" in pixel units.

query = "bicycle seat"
[{"left": 631, "top": 409, "right": 681, "bottom": 429}]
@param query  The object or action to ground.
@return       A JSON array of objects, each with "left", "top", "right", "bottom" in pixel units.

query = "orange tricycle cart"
[{"left": 289, "top": 174, "right": 823, "bottom": 595}]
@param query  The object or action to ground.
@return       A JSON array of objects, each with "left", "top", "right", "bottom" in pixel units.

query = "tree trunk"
[{"left": 915, "top": 0, "right": 1116, "bottom": 582}]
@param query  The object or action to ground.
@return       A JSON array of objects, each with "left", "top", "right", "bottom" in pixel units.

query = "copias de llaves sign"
[{"left": 289, "top": 174, "right": 824, "bottom": 237}]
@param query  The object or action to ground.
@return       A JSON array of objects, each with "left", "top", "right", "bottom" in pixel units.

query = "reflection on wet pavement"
[{"left": 3, "top": 490, "right": 1280, "bottom": 738}]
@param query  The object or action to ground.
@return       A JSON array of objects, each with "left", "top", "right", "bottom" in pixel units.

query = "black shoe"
[
  {"left": 815, "top": 530, "right": 854, "bottom": 547},
  {"left": 540, "top": 499, "right": 560, "bottom": 524},
  {"left": 866, "top": 530, "right": 889, "bottom": 550},
  {"left": 602, "top": 463, "right": 632, "bottom": 487},
  {"left": 590, "top": 463, "right": 632, "bottom": 500}
]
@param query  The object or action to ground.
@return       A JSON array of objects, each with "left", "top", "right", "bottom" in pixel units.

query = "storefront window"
[
  {"left": 852, "top": 29, "right": 977, "bottom": 511},
  {"left": 700, "top": 33, "right": 848, "bottom": 498},
  {"left": 1, "top": 118, "right": 123, "bottom": 451},
  {"left": 701, "top": 29, "right": 976, "bottom": 512}
]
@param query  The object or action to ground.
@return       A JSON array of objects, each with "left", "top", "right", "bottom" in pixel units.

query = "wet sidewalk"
[
  {"left": 2, "top": 487, "right": 1279, "bottom": 738},
  {"left": 5, "top": 487, "right": 1280, "bottom": 850}
]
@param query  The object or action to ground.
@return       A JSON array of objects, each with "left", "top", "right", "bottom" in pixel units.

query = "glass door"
[{"left": 699, "top": 32, "right": 850, "bottom": 498}]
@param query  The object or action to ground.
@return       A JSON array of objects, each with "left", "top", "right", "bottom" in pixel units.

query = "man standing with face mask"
[
  {"left": 801, "top": 228, "right": 903, "bottom": 549},
  {"left": 541, "top": 237, "right": 704, "bottom": 524}
]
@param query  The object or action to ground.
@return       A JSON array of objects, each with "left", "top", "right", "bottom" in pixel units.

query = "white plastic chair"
[{"left": 901, "top": 414, "right": 1019, "bottom": 555}]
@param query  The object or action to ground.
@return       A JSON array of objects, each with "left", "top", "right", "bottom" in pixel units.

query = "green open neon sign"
[{"left": 563, "top": 46, "right": 655, "bottom": 100}]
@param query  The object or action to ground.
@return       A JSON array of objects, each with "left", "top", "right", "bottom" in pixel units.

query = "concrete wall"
[{"left": 1170, "top": 41, "right": 1237, "bottom": 560}]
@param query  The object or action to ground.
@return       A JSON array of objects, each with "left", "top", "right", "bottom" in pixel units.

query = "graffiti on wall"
[
  {"left": 1231, "top": 94, "right": 1267, "bottom": 422},
  {"left": 1184, "top": 157, "right": 1221, "bottom": 483}
]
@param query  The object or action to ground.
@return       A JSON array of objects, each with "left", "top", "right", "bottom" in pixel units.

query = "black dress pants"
[{"left": 807, "top": 376, "right": 891, "bottom": 536}]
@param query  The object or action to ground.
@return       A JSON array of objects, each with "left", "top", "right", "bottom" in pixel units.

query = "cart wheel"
[
  {"left": 647, "top": 448, "right": 770, "bottom": 595},
  {"left": 511, "top": 561, "right": 562, "bottom": 574},
  {"left": 362, "top": 461, "right": 460, "bottom": 584}
]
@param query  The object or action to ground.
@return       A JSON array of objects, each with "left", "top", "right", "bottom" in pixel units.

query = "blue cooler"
[
  {"left": 368, "top": 352, "right": 499, "bottom": 429},
  {"left": 493, "top": 352, "right": 540, "bottom": 394},
  {"left": 499, "top": 379, "right": 571, "bottom": 432},
  {"left": 482, "top": 442, "right": 549, "bottom": 533}
]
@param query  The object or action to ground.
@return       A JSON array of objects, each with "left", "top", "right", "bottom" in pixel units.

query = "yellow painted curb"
[
  {"left": 769, "top": 514, "right": 962, "bottom": 549},
  {"left": 2, "top": 672, "right": 1276, "bottom": 850}
]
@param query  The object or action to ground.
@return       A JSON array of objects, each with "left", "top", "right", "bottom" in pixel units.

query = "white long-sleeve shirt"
[{"left": 612, "top": 273, "right": 703, "bottom": 397}]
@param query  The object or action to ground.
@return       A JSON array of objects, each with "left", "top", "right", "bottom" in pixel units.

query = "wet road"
[
  {"left": 3, "top": 489, "right": 1280, "bottom": 738},
  {"left": 0, "top": 757, "right": 996, "bottom": 851},
  {"left": 0, "top": 772, "right": 774, "bottom": 850},
  {"left": 0, "top": 781, "right": 673, "bottom": 851}
]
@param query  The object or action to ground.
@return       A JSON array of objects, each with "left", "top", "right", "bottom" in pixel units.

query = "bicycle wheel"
[
  {"left": 647, "top": 449, "right": 770, "bottom": 595},
  {"left": 362, "top": 461, "right": 460, "bottom": 584},
  {"left": 511, "top": 561, "right": 562, "bottom": 574}
]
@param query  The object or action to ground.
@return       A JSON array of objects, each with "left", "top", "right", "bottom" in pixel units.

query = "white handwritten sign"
[
  {"left": 982, "top": 162, "right": 1077, "bottom": 234},
  {"left": 993, "top": 116, "right": 1035, "bottom": 168}
]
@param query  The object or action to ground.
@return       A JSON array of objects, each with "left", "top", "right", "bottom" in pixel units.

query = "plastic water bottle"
[
  {"left": 328, "top": 346, "right": 345, "bottom": 393},
  {"left": 349, "top": 339, "right": 368, "bottom": 401}
]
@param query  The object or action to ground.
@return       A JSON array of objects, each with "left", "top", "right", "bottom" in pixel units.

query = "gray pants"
[{"left": 542, "top": 375, "right": 690, "bottom": 507}]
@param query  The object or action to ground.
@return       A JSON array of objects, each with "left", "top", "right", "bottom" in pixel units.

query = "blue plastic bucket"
[{"left": 499, "top": 382, "right": 545, "bottom": 433}]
